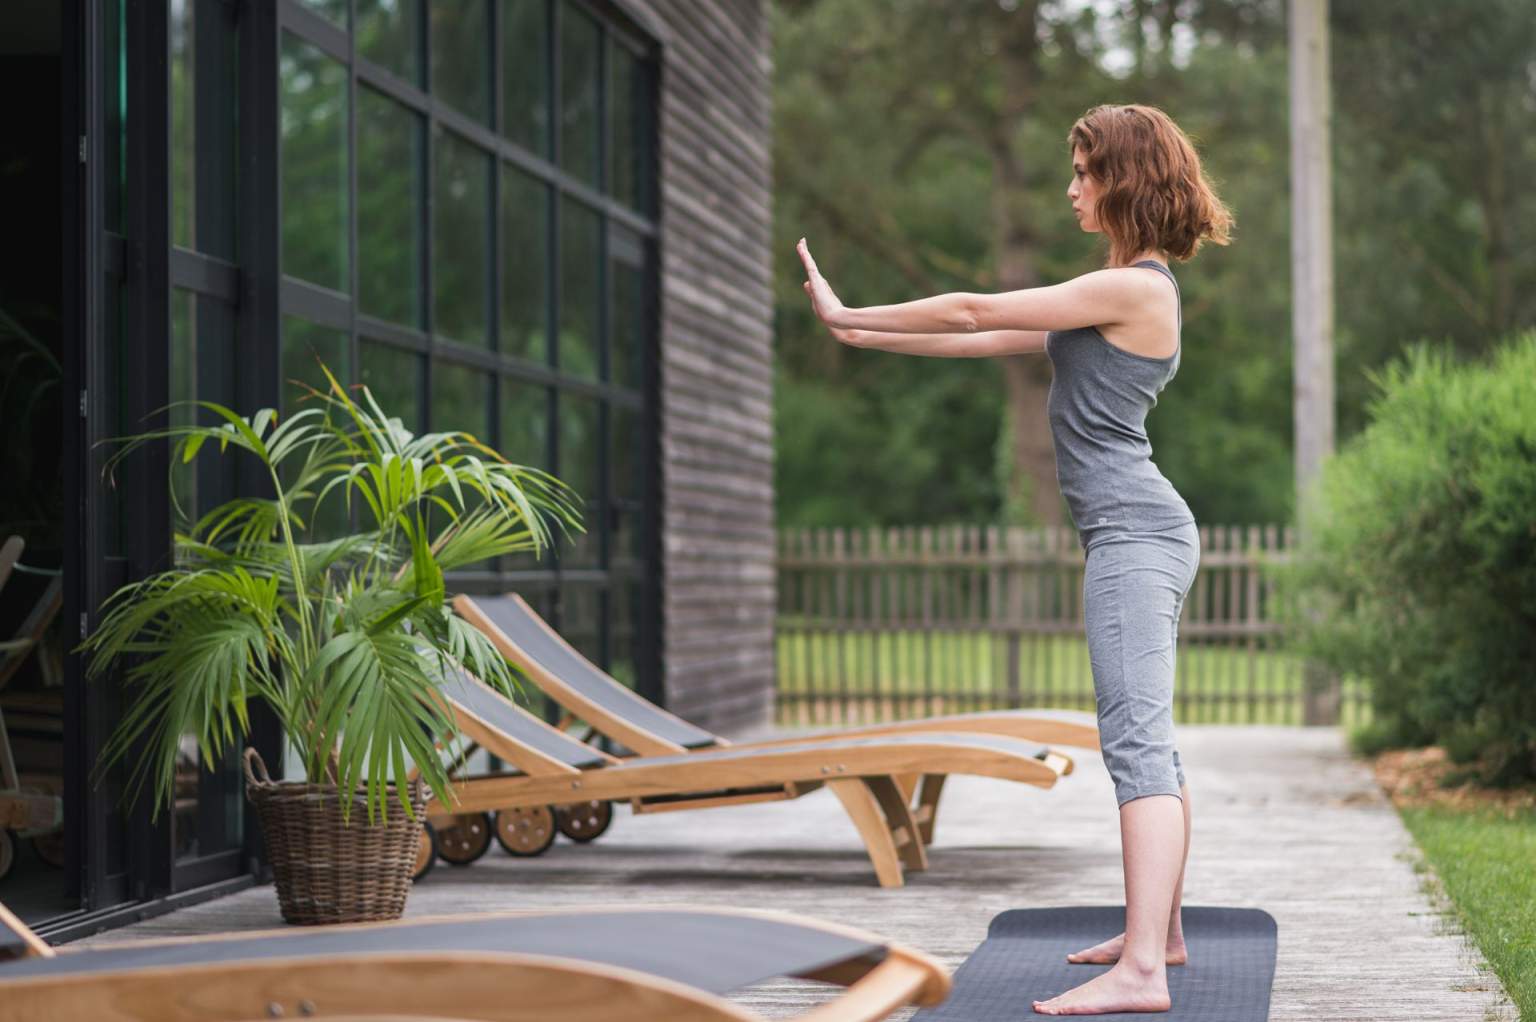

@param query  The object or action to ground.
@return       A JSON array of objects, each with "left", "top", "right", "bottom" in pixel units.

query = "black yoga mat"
[{"left": 915, "top": 906, "right": 1276, "bottom": 1022}]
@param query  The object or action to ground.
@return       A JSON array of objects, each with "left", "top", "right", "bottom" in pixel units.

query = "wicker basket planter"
[{"left": 243, "top": 749, "right": 425, "bottom": 925}]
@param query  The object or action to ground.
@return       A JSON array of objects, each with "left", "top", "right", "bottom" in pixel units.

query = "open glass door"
[{"left": 0, "top": 0, "right": 82, "bottom": 927}]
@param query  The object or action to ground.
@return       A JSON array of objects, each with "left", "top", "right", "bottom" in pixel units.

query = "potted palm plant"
[{"left": 81, "top": 365, "right": 580, "bottom": 924}]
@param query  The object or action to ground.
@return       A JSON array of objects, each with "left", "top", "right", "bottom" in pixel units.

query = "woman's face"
[{"left": 1067, "top": 145, "right": 1102, "bottom": 233}]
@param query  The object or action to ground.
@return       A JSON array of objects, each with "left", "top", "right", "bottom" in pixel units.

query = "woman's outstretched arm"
[
  {"left": 833, "top": 326, "right": 1047, "bottom": 357},
  {"left": 831, "top": 274, "right": 1129, "bottom": 334},
  {"left": 796, "top": 238, "right": 1146, "bottom": 334}
]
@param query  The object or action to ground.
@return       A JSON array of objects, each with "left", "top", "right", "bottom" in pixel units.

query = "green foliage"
[
  {"left": 80, "top": 366, "right": 582, "bottom": 821},
  {"left": 1347, "top": 718, "right": 1417, "bottom": 759},
  {"left": 1276, "top": 333, "right": 1536, "bottom": 782},
  {"left": 775, "top": 364, "right": 1004, "bottom": 527},
  {"left": 1333, "top": 0, "right": 1536, "bottom": 351},
  {"left": 772, "top": 0, "right": 1536, "bottom": 530}
]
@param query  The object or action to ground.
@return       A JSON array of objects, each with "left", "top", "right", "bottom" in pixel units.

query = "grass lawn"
[
  {"left": 775, "top": 629, "right": 1371, "bottom": 726},
  {"left": 1401, "top": 806, "right": 1536, "bottom": 1019}
]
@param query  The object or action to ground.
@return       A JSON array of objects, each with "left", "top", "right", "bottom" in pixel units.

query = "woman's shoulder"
[
  {"left": 1063, "top": 265, "right": 1177, "bottom": 318},
  {"left": 1067, "top": 263, "right": 1174, "bottom": 293}
]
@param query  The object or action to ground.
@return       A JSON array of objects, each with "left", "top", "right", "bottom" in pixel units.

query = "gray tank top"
[{"left": 1045, "top": 259, "right": 1195, "bottom": 550}]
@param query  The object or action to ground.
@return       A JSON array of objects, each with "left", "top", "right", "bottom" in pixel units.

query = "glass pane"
[
  {"left": 174, "top": 742, "right": 244, "bottom": 863},
  {"left": 358, "top": 0, "right": 420, "bottom": 82},
  {"left": 170, "top": 290, "right": 237, "bottom": 531},
  {"left": 281, "top": 318, "right": 350, "bottom": 539},
  {"left": 500, "top": 379, "right": 550, "bottom": 569},
  {"left": 559, "top": 5, "right": 600, "bottom": 186},
  {"left": 607, "top": 38, "right": 648, "bottom": 210},
  {"left": 610, "top": 404, "right": 641, "bottom": 571},
  {"left": 610, "top": 502, "right": 641, "bottom": 574},
  {"left": 558, "top": 391, "right": 599, "bottom": 503},
  {"left": 501, "top": 166, "right": 548, "bottom": 362},
  {"left": 500, "top": 378, "right": 549, "bottom": 468},
  {"left": 360, "top": 342, "right": 422, "bottom": 433},
  {"left": 297, "top": 0, "right": 348, "bottom": 25},
  {"left": 558, "top": 197, "right": 600, "bottom": 377},
  {"left": 430, "top": 362, "right": 492, "bottom": 564},
  {"left": 433, "top": 129, "right": 491, "bottom": 346},
  {"left": 359, "top": 88, "right": 424, "bottom": 326},
  {"left": 171, "top": 0, "right": 237, "bottom": 258},
  {"left": 431, "top": 361, "right": 491, "bottom": 440},
  {"left": 558, "top": 585, "right": 602, "bottom": 664},
  {"left": 610, "top": 244, "right": 642, "bottom": 388},
  {"left": 169, "top": 290, "right": 197, "bottom": 526},
  {"left": 609, "top": 404, "right": 638, "bottom": 503},
  {"left": 431, "top": 0, "right": 490, "bottom": 124},
  {"left": 557, "top": 391, "right": 599, "bottom": 567},
  {"left": 170, "top": 0, "right": 194, "bottom": 249},
  {"left": 281, "top": 316, "right": 349, "bottom": 413},
  {"left": 609, "top": 580, "right": 642, "bottom": 691},
  {"left": 281, "top": 32, "right": 349, "bottom": 292},
  {"left": 502, "top": 0, "right": 549, "bottom": 155}
]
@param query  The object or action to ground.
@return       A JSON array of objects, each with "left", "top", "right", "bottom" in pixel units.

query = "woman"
[{"left": 796, "top": 103, "right": 1232, "bottom": 1016}]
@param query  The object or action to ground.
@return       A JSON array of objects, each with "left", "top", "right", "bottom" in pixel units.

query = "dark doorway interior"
[{"left": 0, "top": 0, "right": 73, "bottom": 924}]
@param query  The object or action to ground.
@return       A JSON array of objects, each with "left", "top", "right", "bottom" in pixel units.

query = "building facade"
[{"left": 0, "top": 0, "right": 773, "bottom": 938}]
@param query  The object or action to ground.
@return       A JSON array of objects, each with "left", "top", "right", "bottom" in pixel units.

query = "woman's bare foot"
[
  {"left": 1033, "top": 960, "right": 1171, "bottom": 1015},
  {"left": 1066, "top": 931, "right": 1187, "bottom": 966}
]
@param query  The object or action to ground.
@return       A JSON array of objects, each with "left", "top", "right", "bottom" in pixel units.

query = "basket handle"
[{"left": 242, "top": 747, "right": 274, "bottom": 790}]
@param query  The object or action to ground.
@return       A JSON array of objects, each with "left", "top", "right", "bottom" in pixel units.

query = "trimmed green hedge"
[{"left": 1277, "top": 332, "right": 1536, "bottom": 782}]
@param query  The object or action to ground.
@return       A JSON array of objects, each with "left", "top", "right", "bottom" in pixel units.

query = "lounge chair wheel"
[
  {"left": 0, "top": 831, "right": 13, "bottom": 882},
  {"left": 411, "top": 824, "right": 438, "bottom": 881},
  {"left": 435, "top": 812, "right": 493, "bottom": 866},
  {"left": 554, "top": 799, "right": 613, "bottom": 843},
  {"left": 494, "top": 806, "right": 557, "bottom": 856}
]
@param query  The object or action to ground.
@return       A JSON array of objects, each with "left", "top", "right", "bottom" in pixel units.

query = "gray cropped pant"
[{"left": 1082, "top": 521, "right": 1201, "bottom": 807}]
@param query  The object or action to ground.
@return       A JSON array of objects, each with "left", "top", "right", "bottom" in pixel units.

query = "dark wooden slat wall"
[{"left": 646, "top": 0, "right": 776, "bottom": 733}]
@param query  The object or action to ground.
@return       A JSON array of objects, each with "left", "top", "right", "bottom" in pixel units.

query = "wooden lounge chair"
[
  {"left": 453, "top": 593, "right": 1096, "bottom": 846},
  {"left": 0, "top": 543, "right": 63, "bottom": 693},
  {"left": 0, "top": 538, "right": 65, "bottom": 879},
  {"left": 416, "top": 667, "right": 1070, "bottom": 888},
  {"left": 0, "top": 899, "right": 950, "bottom": 1022}
]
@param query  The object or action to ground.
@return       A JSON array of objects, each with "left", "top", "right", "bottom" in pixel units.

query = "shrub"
[{"left": 1275, "top": 332, "right": 1536, "bottom": 783}]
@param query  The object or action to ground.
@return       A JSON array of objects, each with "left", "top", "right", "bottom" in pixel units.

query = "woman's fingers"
[
  {"left": 797, "top": 237, "right": 820, "bottom": 277},
  {"left": 797, "top": 238, "right": 842, "bottom": 328}
]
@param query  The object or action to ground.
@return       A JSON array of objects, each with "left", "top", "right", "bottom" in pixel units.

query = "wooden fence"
[{"left": 775, "top": 523, "right": 1368, "bottom": 727}]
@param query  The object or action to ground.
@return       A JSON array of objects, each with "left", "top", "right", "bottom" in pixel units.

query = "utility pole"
[{"left": 1289, "top": 0, "right": 1339, "bottom": 725}]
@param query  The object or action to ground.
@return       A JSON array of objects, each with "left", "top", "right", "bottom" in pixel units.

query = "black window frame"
[
  {"left": 273, "top": 0, "right": 664, "bottom": 705},
  {"left": 48, "top": 0, "right": 661, "bottom": 940}
]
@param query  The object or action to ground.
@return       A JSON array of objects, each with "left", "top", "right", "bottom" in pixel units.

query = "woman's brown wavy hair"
[{"left": 1068, "top": 104, "right": 1233, "bottom": 266}]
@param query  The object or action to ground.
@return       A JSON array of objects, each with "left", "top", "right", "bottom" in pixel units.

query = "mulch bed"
[{"left": 1371, "top": 746, "right": 1536, "bottom": 818}]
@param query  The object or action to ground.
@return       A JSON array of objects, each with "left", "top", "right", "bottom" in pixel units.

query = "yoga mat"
[{"left": 915, "top": 906, "right": 1276, "bottom": 1021}]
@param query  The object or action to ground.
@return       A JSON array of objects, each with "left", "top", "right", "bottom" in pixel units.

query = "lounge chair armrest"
[
  {"left": 797, "top": 945, "right": 951, "bottom": 1022},
  {"left": 1043, "top": 748, "right": 1075, "bottom": 776}
]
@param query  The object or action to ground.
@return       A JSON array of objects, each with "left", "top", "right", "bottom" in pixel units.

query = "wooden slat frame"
[{"left": 772, "top": 523, "right": 1361, "bottom": 724}]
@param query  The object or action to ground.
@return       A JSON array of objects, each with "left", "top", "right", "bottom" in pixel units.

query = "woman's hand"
[{"left": 796, "top": 238, "right": 848, "bottom": 328}]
